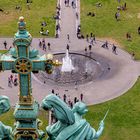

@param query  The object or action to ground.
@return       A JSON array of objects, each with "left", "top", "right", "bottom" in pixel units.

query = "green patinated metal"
[
  {"left": 41, "top": 94, "right": 105, "bottom": 140},
  {"left": 0, "top": 16, "right": 105, "bottom": 140},
  {"left": 0, "top": 96, "right": 12, "bottom": 140},
  {"left": 0, "top": 16, "right": 61, "bottom": 140}
]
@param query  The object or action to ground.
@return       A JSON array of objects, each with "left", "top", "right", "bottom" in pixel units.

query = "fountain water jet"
[{"left": 61, "top": 49, "right": 75, "bottom": 72}]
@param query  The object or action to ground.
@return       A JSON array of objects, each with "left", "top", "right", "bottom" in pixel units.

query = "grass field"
[
  {"left": 1, "top": 78, "right": 140, "bottom": 139},
  {"left": 0, "top": 50, "right": 8, "bottom": 54},
  {"left": 0, "top": 0, "right": 56, "bottom": 37},
  {"left": 86, "top": 77, "right": 140, "bottom": 140},
  {"left": 81, "top": 0, "right": 140, "bottom": 59}
]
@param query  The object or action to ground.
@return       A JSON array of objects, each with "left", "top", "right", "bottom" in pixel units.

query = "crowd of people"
[
  {"left": 51, "top": 89, "right": 84, "bottom": 109},
  {"left": 8, "top": 74, "right": 18, "bottom": 88},
  {"left": 38, "top": 38, "right": 51, "bottom": 51},
  {"left": 82, "top": 32, "right": 119, "bottom": 55},
  {"left": 64, "top": 0, "right": 76, "bottom": 8},
  {"left": 115, "top": 1, "right": 127, "bottom": 21},
  {"left": 55, "top": 3, "right": 61, "bottom": 38},
  {"left": 77, "top": 25, "right": 85, "bottom": 39}
]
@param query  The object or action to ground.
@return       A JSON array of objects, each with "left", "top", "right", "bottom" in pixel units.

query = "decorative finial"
[
  {"left": 18, "top": 16, "right": 26, "bottom": 30},
  {"left": 19, "top": 16, "right": 24, "bottom": 22},
  {"left": 46, "top": 54, "right": 53, "bottom": 60}
]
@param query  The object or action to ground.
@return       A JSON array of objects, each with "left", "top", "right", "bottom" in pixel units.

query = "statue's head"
[
  {"left": 41, "top": 94, "right": 75, "bottom": 125},
  {"left": 72, "top": 102, "right": 88, "bottom": 115},
  {"left": 0, "top": 96, "right": 10, "bottom": 115}
]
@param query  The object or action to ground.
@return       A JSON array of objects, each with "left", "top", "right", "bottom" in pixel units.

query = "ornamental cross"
[
  {"left": 0, "top": 16, "right": 60, "bottom": 105},
  {"left": 0, "top": 16, "right": 61, "bottom": 139}
]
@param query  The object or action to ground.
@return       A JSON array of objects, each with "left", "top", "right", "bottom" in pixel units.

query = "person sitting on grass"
[
  {"left": 115, "top": 11, "right": 120, "bottom": 21},
  {"left": 0, "top": 8, "right": 4, "bottom": 12},
  {"left": 138, "top": 26, "right": 140, "bottom": 35},
  {"left": 87, "top": 12, "right": 92, "bottom": 16},
  {"left": 46, "top": 30, "right": 49, "bottom": 36},
  {"left": 39, "top": 27, "right": 49, "bottom": 36},
  {"left": 87, "top": 12, "right": 95, "bottom": 17},
  {"left": 126, "top": 32, "right": 132, "bottom": 41},
  {"left": 39, "top": 27, "right": 44, "bottom": 35},
  {"left": 122, "top": 2, "right": 127, "bottom": 10},
  {"left": 96, "top": 2, "right": 102, "bottom": 7},
  {"left": 15, "top": 5, "right": 22, "bottom": 10},
  {"left": 41, "top": 21, "right": 47, "bottom": 27},
  {"left": 26, "top": 0, "right": 32, "bottom": 10}
]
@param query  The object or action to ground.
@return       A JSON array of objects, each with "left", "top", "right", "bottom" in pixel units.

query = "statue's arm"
[{"left": 94, "top": 120, "right": 104, "bottom": 139}]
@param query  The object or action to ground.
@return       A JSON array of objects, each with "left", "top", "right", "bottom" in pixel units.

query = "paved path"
[{"left": 0, "top": 0, "right": 140, "bottom": 106}]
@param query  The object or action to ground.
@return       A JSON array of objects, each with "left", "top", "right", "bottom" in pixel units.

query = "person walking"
[
  {"left": 67, "top": 34, "right": 70, "bottom": 42},
  {"left": 112, "top": 44, "right": 117, "bottom": 54},
  {"left": 48, "top": 42, "right": 51, "bottom": 50},
  {"left": 42, "top": 43, "right": 46, "bottom": 51},
  {"left": 67, "top": 44, "right": 70, "bottom": 51},
  {"left": 74, "top": 97, "right": 77, "bottom": 104},
  {"left": 52, "top": 89, "right": 55, "bottom": 94},
  {"left": 8, "top": 77, "right": 12, "bottom": 88},
  {"left": 74, "top": 81, "right": 78, "bottom": 90},
  {"left": 3, "top": 41, "right": 7, "bottom": 49},
  {"left": 105, "top": 41, "right": 109, "bottom": 49},
  {"left": 131, "top": 52, "right": 135, "bottom": 60},
  {"left": 86, "top": 34, "right": 89, "bottom": 42},
  {"left": 88, "top": 44, "right": 92, "bottom": 51},
  {"left": 42, "top": 38, "right": 46, "bottom": 51},
  {"left": 85, "top": 47, "right": 87, "bottom": 54},
  {"left": 80, "top": 93, "right": 83, "bottom": 101},
  {"left": 63, "top": 94, "right": 67, "bottom": 102},
  {"left": 10, "top": 74, "right": 13, "bottom": 83},
  {"left": 64, "top": 0, "right": 67, "bottom": 6},
  {"left": 93, "top": 34, "right": 96, "bottom": 43},
  {"left": 14, "top": 77, "right": 18, "bottom": 86},
  {"left": 39, "top": 39, "right": 42, "bottom": 48}
]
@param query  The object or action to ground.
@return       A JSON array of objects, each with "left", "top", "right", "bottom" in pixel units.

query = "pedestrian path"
[{"left": 0, "top": 0, "right": 140, "bottom": 106}]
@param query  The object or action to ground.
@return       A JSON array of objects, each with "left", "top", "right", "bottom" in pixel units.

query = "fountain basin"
[{"left": 35, "top": 52, "right": 110, "bottom": 86}]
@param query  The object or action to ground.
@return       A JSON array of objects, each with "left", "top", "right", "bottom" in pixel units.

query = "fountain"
[
  {"left": 35, "top": 51, "right": 110, "bottom": 86},
  {"left": 61, "top": 49, "right": 75, "bottom": 72}
]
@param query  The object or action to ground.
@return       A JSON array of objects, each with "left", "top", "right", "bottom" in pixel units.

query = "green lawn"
[
  {"left": 0, "top": 0, "right": 56, "bottom": 37},
  {"left": 0, "top": 50, "right": 8, "bottom": 54},
  {"left": 86, "top": 77, "right": 140, "bottom": 140},
  {"left": 81, "top": 0, "right": 140, "bottom": 59}
]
